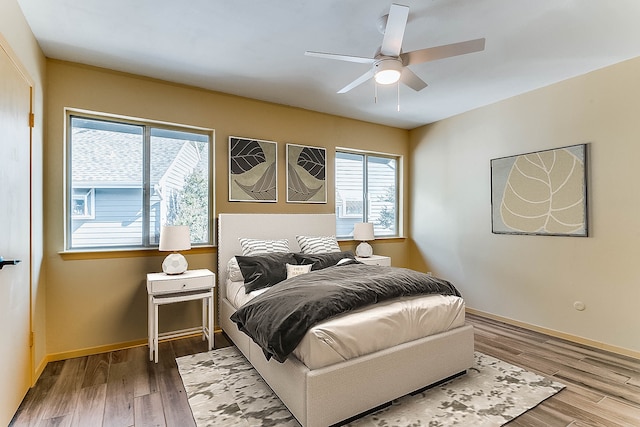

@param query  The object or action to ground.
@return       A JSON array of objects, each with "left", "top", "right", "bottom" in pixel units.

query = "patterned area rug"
[{"left": 176, "top": 347, "right": 564, "bottom": 427}]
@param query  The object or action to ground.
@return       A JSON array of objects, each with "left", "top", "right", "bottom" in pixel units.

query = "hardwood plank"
[
  {"left": 522, "top": 348, "right": 630, "bottom": 384},
  {"left": 215, "top": 331, "right": 232, "bottom": 348},
  {"left": 40, "top": 357, "right": 86, "bottom": 421},
  {"left": 546, "top": 339, "right": 640, "bottom": 370},
  {"left": 134, "top": 393, "right": 167, "bottom": 427},
  {"left": 553, "top": 366, "right": 640, "bottom": 407},
  {"left": 549, "top": 380, "right": 604, "bottom": 405},
  {"left": 471, "top": 318, "right": 549, "bottom": 347},
  {"left": 170, "top": 335, "right": 210, "bottom": 359},
  {"left": 548, "top": 388, "right": 631, "bottom": 427},
  {"left": 39, "top": 360, "right": 66, "bottom": 379},
  {"left": 582, "top": 356, "right": 640, "bottom": 387},
  {"left": 81, "top": 352, "right": 110, "bottom": 388},
  {"left": 153, "top": 342, "right": 196, "bottom": 427},
  {"left": 597, "top": 396, "right": 640, "bottom": 425},
  {"left": 506, "top": 399, "right": 573, "bottom": 426},
  {"left": 474, "top": 335, "right": 524, "bottom": 359},
  {"left": 69, "top": 384, "right": 106, "bottom": 427},
  {"left": 514, "top": 352, "right": 563, "bottom": 377},
  {"left": 628, "top": 377, "right": 640, "bottom": 388},
  {"left": 110, "top": 348, "right": 133, "bottom": 365},
  {"left": 103, "top": 351, "right": 135, "bottom": 427},
  {"left": 9, "top": 375, "right": 57, "bottom": 426},
  {"left": 128, "top": 346, "right": 153, "bottom": 398},
  {"left": 37, "top": 414, "right": 72, "bottom": 427}
]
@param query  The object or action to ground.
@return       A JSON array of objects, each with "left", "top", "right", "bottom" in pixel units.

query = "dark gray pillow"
[
  {"left": 236, "top": 252, "right": 297, "bottom": 293},
  {"left": 293, "top": 251, "right": 357, "bottom": 271}
]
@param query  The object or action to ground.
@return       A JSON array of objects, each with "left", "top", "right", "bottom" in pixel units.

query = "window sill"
[
  {"left": 59, "top": 245, "right": 215, "bottom": 260},
  {"left": 337, "top": 236, "right": 406, "bottom": 243}
]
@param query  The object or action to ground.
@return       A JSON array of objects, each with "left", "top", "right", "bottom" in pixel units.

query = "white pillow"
[
  {"left": 296, "top": 235, "right": 340, "bottom": 254},
  {"left": 286, "top": 263, "right": 312, "bottom": 279},
  {"left": 239, "top": 238, "right": 290, "bottom": 256},
  {"left": 227, "top": 257, "right": 244, "bottom": 282}
]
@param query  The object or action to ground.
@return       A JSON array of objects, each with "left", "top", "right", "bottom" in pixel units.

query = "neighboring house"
[
  {"left": 335, "top": 155, "right": 397, "bottom": 237},
  {"left": 70, "top": 125, "right": 206, "bottom": 248}
]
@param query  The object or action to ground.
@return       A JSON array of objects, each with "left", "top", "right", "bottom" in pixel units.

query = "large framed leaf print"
[
  {"left": 491, "top": 144, "right": 588, "bottom": 236},
  {"left": 286, "top": 143, "right": 326, "bottom": 203},
  {"left": 229, "top": 137, "right": 277, "bottom": 202}
]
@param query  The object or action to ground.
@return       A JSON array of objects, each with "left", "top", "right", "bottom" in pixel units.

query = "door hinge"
[
  {"left": 29, "top": 113, "right": 35, "bottom": 128},
  {"left": 29, "top": 332, "right": 34, "bottom": 348}
]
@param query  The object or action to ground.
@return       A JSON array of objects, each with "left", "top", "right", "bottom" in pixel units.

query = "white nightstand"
[
  {"left": 356, "top": 255, "right": 391, "bottom": 266},
  {"left": 147, "top": 268, "right": 215, "bottom": 363}
]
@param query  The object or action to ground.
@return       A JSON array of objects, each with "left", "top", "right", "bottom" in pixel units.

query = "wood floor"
[{"left": 10, "top": 314, "right": 640, "bottom": 426}]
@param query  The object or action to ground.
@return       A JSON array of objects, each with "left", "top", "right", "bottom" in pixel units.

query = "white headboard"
[{"left": 217, "top": 213, "right": 337, "bottom": 289}]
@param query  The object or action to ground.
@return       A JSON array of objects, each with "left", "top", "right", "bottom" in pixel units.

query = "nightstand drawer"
[
  {"left": 147, "top": 269, "right": 214, "bottom": 294},
  {"left": 356, "top": 255, "right": 391, "bottom": 266}
]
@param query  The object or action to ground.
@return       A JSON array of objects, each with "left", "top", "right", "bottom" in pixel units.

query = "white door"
[{"left": 0, "top": 42, "right": 33, "bottom": 425}]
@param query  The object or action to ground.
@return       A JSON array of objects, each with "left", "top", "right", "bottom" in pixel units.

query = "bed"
[{"left": 217, "top": 213, "right": 474, "bottom": 427}]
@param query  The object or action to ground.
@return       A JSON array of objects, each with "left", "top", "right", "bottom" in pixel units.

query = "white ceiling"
[{"left": 16, "top": 0, "right": 640, "bottom": 129}]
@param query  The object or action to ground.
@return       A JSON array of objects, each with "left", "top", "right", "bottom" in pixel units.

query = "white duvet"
[{"left": 226, "top": 278, "right": 466, "bottom": 369}]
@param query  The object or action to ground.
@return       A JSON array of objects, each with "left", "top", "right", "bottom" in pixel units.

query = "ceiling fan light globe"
[
  {"left": 374, "top": 58, "right": 402, "bottom": 85},
  {"left": 375, "top": 69, "right": 401, "bottom": 84}
]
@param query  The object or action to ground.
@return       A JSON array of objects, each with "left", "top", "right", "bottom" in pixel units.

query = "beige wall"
[
  {"left": 1, "top": 0, "right": 47, "bottom": 379},
  {"left": 45, "top": 60, "right": 409, "bottom": 357},
  {"left": 409, "top": 56, "right": 640, "bottom": 356}
]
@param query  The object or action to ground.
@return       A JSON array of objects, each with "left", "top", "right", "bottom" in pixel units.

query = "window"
[
  {"left": 72, "top": 188, "right": 95, "bottom": 219},
  {"left": 335, "top": 150, "right": 400, "bottom": 238},
  {"left": 66, "top": 113, "right": 213, "bottom": 250}
]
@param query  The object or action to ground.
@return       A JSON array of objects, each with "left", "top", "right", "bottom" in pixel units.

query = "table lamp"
[
  {"left": 159, "top": 225, "right": 191, "bottom": 274},
  {"left": 353, "top": 222, "right": 374, "bottom": 257}
]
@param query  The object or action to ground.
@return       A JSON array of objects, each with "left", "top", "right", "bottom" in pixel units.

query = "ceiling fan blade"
[
  {"left": 305, "top": 51, "right": 374, "bottom": 64},
  {"left": 380, "top": 3, "right": 409, "bottom": 57},
  {"left": 400, "top": 68, "right": 428, "bottom": 91},
  {"left": 337, "top": 69, "right": 375, "bottom": 93},
  {"left": 401, "top": 38, "right": 486, "bottom": 65}
]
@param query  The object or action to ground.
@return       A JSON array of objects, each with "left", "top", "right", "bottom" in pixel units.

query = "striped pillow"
[
  {"left": 239, "top": 238, "right": 290, "bottom": 256},
  {"left": 296, "top": 235, "right": 340, "bottom": 254}
]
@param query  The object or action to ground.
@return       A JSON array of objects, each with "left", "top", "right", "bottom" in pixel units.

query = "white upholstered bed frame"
[{"left": 217, "top": 213, "right": 474, "bottom": 427}]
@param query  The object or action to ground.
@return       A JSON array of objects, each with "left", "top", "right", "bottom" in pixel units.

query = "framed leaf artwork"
[
  {"left": 286, "top": 143, "right": 326, "bottom": 203},
  {"left": 491, "top": 144, "right": 588, "bottom": 236},
  {"left": 229, "top": 136, "right": 277, "bottom": 202}
]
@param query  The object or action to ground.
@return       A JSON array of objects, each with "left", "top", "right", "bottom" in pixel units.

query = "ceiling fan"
[{"left": 305, "top": 3, "right": 486, "bottom": 94}]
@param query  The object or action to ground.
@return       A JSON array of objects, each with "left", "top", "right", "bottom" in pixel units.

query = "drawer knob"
[{"left": 182, "top": 283, "right": 186, "bottom": 288}]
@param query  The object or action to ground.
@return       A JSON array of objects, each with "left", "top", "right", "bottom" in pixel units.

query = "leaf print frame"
[
  {"left": 490, "top": 144, "right": 588, "bottom": 236},
  {"left": 286, "top": 143, "right": 327, "bottom": 203},
  {"left": 229, "top": 136, "right": 277, "bottom": 202}
]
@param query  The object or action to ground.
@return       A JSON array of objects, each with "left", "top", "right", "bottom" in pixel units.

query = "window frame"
[
  {"left": 64, "top": 109, "right": 215, "bottom": 252},
  {"left": 335, "top": 148, "right": 402, "bottom": 239}
]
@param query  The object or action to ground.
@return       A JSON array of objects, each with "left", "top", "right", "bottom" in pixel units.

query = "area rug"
[{"left": 176, "top": 347, "right": 564, "bottom": 427}]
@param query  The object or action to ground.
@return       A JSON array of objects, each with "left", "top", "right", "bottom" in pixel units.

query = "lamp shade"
[
  {"left": 159, "top": 225, "right": 191, "bottom": 252},
  {"left": 353, "top": 222, "right": 374, "bottom": 241}
]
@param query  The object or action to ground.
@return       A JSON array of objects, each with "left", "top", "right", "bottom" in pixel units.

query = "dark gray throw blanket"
[{"left": 230, "top": 264, "right": 461, "bottom": 363}]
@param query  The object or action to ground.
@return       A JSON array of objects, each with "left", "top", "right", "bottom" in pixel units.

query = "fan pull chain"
[
  {"left": 374, "top": 81, "right": 378, "bottom": 104},
  {"left": 397, "top": 81, "right": 400, "bottom": 112}
]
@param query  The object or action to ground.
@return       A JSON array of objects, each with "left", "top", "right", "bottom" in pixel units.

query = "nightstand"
[
  {"left": 147, "top": 268, "right": 215, "bottom": 363},
  {"left": 356, "top": 255, "right": 391, "bottom": 266}
]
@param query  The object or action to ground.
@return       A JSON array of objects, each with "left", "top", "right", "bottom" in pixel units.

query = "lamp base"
[
  {"left": 355, "top": 241, "right": 373, "bottom": 258},
  {"left": 162, "top": 253, "right": 188, "bottom": 275}
]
